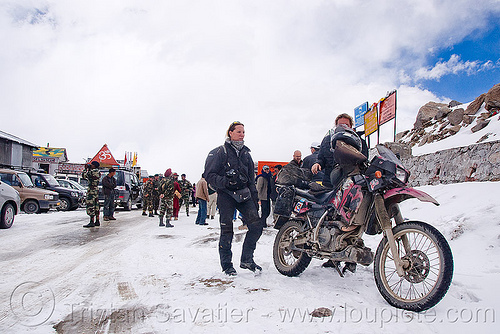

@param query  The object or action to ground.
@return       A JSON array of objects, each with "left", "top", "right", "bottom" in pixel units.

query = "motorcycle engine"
[
  {"left": 318, "top": 227, "right": 332, "bottom": 248},
  {"left": 318, "top": 221, "right": 348, "bottom": 251}
]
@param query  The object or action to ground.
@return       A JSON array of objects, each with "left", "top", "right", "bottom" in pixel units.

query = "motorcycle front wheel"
[
  {"left": 273, "top": 220, "right": 312, "bottom": 277},
  {"left": 374, "top": 221, "right": 453, "bottom": 312}
]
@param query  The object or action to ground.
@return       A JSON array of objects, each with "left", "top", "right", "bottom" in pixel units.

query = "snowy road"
[{"left": 1, "top": 182, "right": 499, "bottom": 333}]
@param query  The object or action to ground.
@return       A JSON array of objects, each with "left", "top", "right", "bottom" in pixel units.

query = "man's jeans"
[
  {"left": 260, "top": 199, "right": 271, "bottom": 227},
  {"left": 195, "top": 199, "right": 207, "bottom": 224},
  {"left": 103, "top": 193, "right": 115, "bottom": 217}
]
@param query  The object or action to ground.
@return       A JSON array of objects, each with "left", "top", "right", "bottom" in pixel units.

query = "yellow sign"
[{"left": 364, "top": 104, "right": 378, "bottom": 136}]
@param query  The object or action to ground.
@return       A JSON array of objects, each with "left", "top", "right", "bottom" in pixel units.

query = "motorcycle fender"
[
  {"left": 384, "top": 187, "right": 439, "bottom": 206},
  {"left": 273, "top": 216, "right": 290, "bottom": 230}
]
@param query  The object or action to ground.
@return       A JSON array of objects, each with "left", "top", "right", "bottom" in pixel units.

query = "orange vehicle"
[{"left": 256, "top": 161, "right": 288, "bottom": 175}]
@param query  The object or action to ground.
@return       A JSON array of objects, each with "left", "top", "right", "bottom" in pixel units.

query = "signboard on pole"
[
  {"left": 57, "top": 163, "right": 85, "bottom": 173},
  {"left": 364, "top": 104, "right": 378, "bottom": 136},
  {"left": 90, "top": 144, "right": 119, "bottom": 167},
  {"left": 379, "top": 91, "right": 397, "bottom": 125},
  {"left": 354, "top": 102, "right": 369, "bottom": 128}
]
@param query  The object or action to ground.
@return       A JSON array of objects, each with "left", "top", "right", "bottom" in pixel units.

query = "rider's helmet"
[{"left": 330, "top": 124, "right": 362, "bottom": 152}]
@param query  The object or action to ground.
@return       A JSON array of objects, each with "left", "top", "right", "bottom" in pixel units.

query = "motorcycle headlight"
[
  {"left": 396, "top": 167, "right": 408, "bottom": 184},
  {"left": 44, "top": 194, "right": 54, "bottom": 200}
]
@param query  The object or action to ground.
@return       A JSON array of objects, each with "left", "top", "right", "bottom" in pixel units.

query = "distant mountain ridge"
[{"left": 380, "top": 83, "right": 500, "bottom": 186}]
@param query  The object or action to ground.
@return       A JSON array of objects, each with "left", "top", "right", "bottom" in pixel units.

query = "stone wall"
[{"left": 401, "top": 140, "right": 500, "bottom": 186}]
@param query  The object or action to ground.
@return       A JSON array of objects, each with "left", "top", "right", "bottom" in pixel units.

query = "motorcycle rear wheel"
[
  {"left": 273, "top": 220, "right": 312, "bottom": 277},
  {"left": 374, "top": 221, "right": 453, "bottom": 312}
]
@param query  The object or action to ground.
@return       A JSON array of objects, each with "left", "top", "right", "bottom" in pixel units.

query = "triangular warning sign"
[{"left": 90, "top": 144, "right": 119, "bottom": 167}]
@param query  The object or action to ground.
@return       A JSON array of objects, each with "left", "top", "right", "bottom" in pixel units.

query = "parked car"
[
  {"left": 55, "top": 174, "right": 88, "bottom": 188},
  {"left": 98, "top": 169, "right": 142, "bottom": 210},
  {"left": 25, "top": 171, "right": 85, "bottom": 211},
  {"left": 57, "top": 179, "right": 86, "bottom": 207},
  {"left": 0, "top": 169, "right": 60, "bottom": 214},
  {"left": 0, "top": 176, "right": 21, "bottom": 228}
]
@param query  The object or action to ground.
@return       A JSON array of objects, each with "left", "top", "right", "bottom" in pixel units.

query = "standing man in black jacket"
[
  {"left": 302, "top": 142, "right": 324, "bottom": 183},
  {"left": 204, "top": 121, "right": 263, "bottom": 276},
  {"left": 102, "top": 168, "right": 117, "bottom": 221}
]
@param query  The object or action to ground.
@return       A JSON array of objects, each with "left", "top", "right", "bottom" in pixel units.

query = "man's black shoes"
[
  {"left": 240, "top": 262, "right": 262, "bottom": 273},
  {"left": 224, "top": 267, "right": 237, "bottom": 276}
]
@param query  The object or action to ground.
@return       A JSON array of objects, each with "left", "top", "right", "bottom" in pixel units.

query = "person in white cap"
[{"left": 302, "top": 141, "right": 324, "bottom": 183}]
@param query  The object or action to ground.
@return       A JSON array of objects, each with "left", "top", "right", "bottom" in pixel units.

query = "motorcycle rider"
[
  {"left": 311, "top": 113, "right": 368, "bottom": 191},
  {"left": 311, "top": 113, "right": 368, "bottom": 270}
]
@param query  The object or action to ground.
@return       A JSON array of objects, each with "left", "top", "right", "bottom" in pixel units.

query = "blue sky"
[{"left": 418, "top": 23, "right": 500, "bottom": 103}]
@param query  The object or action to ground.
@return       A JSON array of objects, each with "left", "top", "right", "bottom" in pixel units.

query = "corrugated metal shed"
[{"left": 0, "top": 130, "right": 38, "bottom": 147}]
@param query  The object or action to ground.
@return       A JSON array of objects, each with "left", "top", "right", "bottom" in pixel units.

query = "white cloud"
[
  {"left": 0, "top": 0, "right": 499, "bottom": 178},
  {"left": 414, "top": 54, "right": 497, "bottom": 80}
]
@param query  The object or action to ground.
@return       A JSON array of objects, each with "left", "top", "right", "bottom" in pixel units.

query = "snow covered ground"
[{"left": 0, "top": 180, "right": 499, "bottom": 333}]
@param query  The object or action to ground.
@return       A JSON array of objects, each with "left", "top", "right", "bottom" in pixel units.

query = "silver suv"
[{"left": 0, "top": 176, "right": 21, "bottom": 228}]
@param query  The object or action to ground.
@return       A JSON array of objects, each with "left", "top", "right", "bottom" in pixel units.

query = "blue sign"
[{"left": 354, "top": 102, "right": 369, "bottom": 128}]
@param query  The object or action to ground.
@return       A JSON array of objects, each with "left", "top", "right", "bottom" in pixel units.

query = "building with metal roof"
[{"left": 0, "top": 130, "right": 38, "bottom": 169}]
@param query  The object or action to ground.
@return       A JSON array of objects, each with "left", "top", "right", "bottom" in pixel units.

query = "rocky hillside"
[
  {"left": 396, "top": 83, "right": 500, "bottom": 148},
  {"left": 382, "top": 83, "right": 500, "bottom": 186}
]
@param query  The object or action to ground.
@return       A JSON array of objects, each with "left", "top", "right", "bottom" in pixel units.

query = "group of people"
[
  {"left": 81, "top": 113, "right": 367, "bottom": 277},
  {"left": 204, "top": 114, "right": 367, "bottom": 276},
  {"left": 142, "top": 172, "right": 194, "bottom": 227}
]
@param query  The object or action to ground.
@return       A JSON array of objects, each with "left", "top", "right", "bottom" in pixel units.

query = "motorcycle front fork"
[{"left": 374, "top": 194, "right": 409, "bottom": 277}]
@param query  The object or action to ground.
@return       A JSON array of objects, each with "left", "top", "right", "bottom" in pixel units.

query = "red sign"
[
  {"left": 379, "top": 91, "right": 397, "bottom": 125},
  {"left": 90, "top": 144, "right": 119, "bottom": 167}
]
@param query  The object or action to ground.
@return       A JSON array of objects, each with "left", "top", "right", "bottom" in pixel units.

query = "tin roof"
[{"left": 0, "top": 129, "right": 38, "bottom": 147}]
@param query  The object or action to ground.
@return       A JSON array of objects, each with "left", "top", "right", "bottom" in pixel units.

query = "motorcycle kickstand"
[{"left": 333, "top": 261, "right": 344, "bottom": 278}]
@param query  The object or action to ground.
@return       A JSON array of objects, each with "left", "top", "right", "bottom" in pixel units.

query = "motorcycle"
[{"left": 272, "top": 143, "right": 453, "bottom": 312}]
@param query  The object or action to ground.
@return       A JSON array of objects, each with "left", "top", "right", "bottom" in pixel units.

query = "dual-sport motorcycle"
[{"left": 272, "top": 143, "right": 453, "bottom": 312}]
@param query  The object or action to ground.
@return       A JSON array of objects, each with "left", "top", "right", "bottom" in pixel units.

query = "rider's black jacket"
[
  {"left": 204, "top": 140, "right": 258, "bottom": 201},
  {"left": 315, "top": 126, "right": 369, "bottom": 170}
]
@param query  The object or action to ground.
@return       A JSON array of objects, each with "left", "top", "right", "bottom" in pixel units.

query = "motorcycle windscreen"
[{"left": 334, "top": 141, "right": 367, "bottom": 166}]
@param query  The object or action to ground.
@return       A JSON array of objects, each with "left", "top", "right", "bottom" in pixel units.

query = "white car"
[
  {"left": 0, "top": 176, "right": 21, "bottom": 229},
  {"left": 57, "top": 178, "right": 86, "bottom": 207}
]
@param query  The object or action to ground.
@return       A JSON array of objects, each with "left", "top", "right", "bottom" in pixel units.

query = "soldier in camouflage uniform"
[
  {"left": 178, "top": 174, "right": 192, "bottom": 216},
  {"left": 152, "top": 174, "right": 160, "bottom": 215},
  {"left": 142, "top": 177, "right": 155, "bottom": 217},
  {"left": 158, "top": 168, "right": 175, "bottom": 227},
  {"left": 83, "top": 161, "right": 101, "bottom": 228}
]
